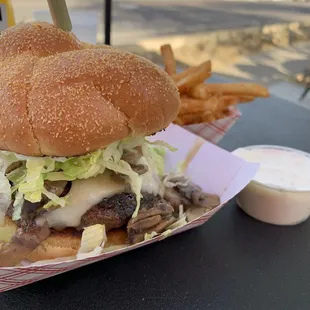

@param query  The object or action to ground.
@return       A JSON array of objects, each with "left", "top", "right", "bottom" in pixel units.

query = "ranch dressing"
[{"left": 234, "top": 145, "right": 310, "bottom": 191}]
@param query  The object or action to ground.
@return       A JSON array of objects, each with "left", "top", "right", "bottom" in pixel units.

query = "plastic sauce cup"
[{"left": 233, "top": 145, "right": 310, "bottom": 226}]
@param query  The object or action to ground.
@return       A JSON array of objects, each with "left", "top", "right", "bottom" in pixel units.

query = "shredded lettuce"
[
  {"left": 6, "top": 164, "right": 26, "bottom": 184},
  {"left": 167, "top": 216, "right": 187, "bottom": 230},
  {"left": 41, "top": 188, "right": 67, "bottom": 209},
  {"left": 144, "top": 146, "right": 166, "bottom": 176},
  {"left": 78, "top": 224, "right": 107, "bottom": 254},
  {"left": 162, "top": 229, "right": 172, "bottom": 237},
  {"left": 0, "top": 216, "right": 17, "bottom": 242},
  {"left": 142, "top": 138, "right": 177, "bottom": 177},
  {"left": 0, "top": 174, "right": 12, "bottom": 226},
  {"left": 18, "top": 158, "right": 48, "bottom": 203},
  {"left": 12, "top": 191, "right": 24, "bottom": 221},
  {"left": 0, "top": 137, "right": 176, "bottom": 222},
  {"left": 147, "top": 140, "right": 177, "bottom": 152},
  {"left": 144, "top": 231, "right": 158, "bottom": 241},
  {"left": 0, "top": 153, "right": 21, "bottom": 226}
]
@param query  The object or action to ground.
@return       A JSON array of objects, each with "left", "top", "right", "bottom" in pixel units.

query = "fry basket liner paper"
[
  {"left": 0, "top": 123, "right": 258, "bottom": 293},
  {"left": 184, "top": 107, "right": 241, "bottom": 143}
]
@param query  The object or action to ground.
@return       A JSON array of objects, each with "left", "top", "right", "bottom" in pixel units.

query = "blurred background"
[{"left": 9, "top": 0, "right": 310, "bottom": 106}]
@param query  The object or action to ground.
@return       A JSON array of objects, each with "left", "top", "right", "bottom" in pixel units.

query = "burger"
[{"left": 0, "top": 22, "right": 218, "bottom": 267}]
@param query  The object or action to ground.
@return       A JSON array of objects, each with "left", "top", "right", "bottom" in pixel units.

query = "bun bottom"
[
  {"left": 0, "top": 217, "right": 128, "bottom": 263},
  {"left": 27, "top": 229, "right": 82, "bottom": 262}
]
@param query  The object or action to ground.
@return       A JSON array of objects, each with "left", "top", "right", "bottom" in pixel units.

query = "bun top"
[{"left": 0, "top": 22, "right": 180, "bottom": 156}]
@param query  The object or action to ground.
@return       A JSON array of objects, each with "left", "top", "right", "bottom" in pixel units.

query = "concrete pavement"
[
  {"left": 211, "top": 41, "right": 310, "bottom": 108},
  {"left": 11, "top": 0, "right": 310, "bottom": 45},
  {"left": 213, "top": 42, "right": 310, "bottom": 83}
]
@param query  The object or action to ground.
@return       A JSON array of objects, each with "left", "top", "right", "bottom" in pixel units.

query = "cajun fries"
[{"left": 160, "top": 44, "right": 270, "bottom": 125}]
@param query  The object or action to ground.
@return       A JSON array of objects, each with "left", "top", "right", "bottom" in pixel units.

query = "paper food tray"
[
  {"left": 184, "top": 107, "right": 241, "bottom": 143},
  {"left": 0, "top": 124, "right": 258, "bottom": 293}
]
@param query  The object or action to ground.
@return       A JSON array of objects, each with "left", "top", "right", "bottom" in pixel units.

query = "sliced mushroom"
[
  {"left": 128, "top": 215, "right": 176, "bottom": 244},
  {"left": 127, "top": 215, "right": 162, "bottom": 233},
  {"left": 130, "top": 163, "right": 149, "bottom": 175},
  {"left": 122, "top": 148, "right": 143, "bottom": 165},
  {"left": 162, "top": 173, "right": 189, "bottom": 188},
  {"left": 121, "top": 148, "right": 149, "bottom": 175},
  {"left": 178, "top": 183, "right": 220, "bottom": 209},
  {"left": 163, "top": 174, "right": 220, "bottom": 210},
  {"left": 0, "top": 220, "right": 50, "bottom": 267},
  {"left": 44, "top": 180, "right": 70, "bottom": 197},
  {"left": 5, "top": 161, "right": 22, "bottom": 174},
  {"left": 130, "top": 198, "right": 174, "bottom": 224},
  {"left": 127, "top": 195, "right": 176, "bottom": 244},
  {"left": 164, "top": 187, "right": 191, "bottom": 211}
]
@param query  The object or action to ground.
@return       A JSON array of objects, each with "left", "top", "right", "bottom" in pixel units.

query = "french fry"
[
  {"left": 172, "top": 66, "right": 197, "bottom": 83},
  {"left": 179, "top": 97, "right": 209, "bottom": 115},
  {"left": 218, "top": 108, "right": 232, "bottom": 119},
  {"left": 174, "top": 112, "right": 203, "bottom": 126},
  {"left": 200, "top": 96, "right": 237, "bottom": 123},
  {"left": 206, "top": 93, "right": 221, "bottom": 112},
  {"left": 201, "top": 113, "right": 217, "bottom": 123},
  {"left": 214, "top": 95, "right": 255, "bottom": 105},
  {"left": 220, "top": 96, "right": 239, "bottom": 108},
  {"left": 223, "top": 108, "right": 232, "bottom": 117},
  {"left": 238, "top": 96, "right": 256, "bottom": 103},
  {"left": 188, "top": 83, "right": 212, "bottom": 100},
  {"left": 160, "top": 44, "right": 176, "bottom": 76},
  {"left": 179, "top": 95, "right": 222, "bottom": 116},
  {"left": 163, "top": 43, "right": 269, "bottom": 126},
  {"left": 203, "top": 107, "right": 231, "bottom": 123},
  {"left": 203, "top": 83, "right": 270, "bottom": 98},
  {"left": 172, "top": 60, "right": 211, "bottom": 83},
  {"left": 177, "top": 62, "right": 212, "bottom": 94}
]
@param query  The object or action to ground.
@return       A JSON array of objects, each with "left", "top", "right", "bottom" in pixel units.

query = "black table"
[{"left": 1, "top": 95, "right": 309, "bottom": 309}]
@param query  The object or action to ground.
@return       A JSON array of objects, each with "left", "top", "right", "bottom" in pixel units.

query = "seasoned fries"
[{"left": 160, "top": 44, "right": 270, "bottom": 125}]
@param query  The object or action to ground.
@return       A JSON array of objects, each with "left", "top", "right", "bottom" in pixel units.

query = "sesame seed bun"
[{"left": 0, "top": 22, "right": 180, "bottom": 156}]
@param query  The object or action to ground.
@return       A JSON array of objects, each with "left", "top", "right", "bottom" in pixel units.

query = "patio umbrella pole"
[{"left": 104, "top": 0, "right": 112, "bottom": 45}]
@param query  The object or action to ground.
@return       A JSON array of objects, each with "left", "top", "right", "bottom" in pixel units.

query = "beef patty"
[{"left": 79, "top": 192, "right": 172, "bottom": 231}]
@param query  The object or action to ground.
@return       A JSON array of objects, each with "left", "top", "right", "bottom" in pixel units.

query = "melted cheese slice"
[{"left": 44, "top": 173, "right": 126, "bottom": 229}]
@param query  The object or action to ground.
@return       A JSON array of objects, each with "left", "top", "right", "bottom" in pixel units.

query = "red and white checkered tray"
[
  {"left": 184, "top": 107, "right": 241, "bottom": 143},
  {"left": 0, "top": 122, "right": 257, "bottom": 293}
]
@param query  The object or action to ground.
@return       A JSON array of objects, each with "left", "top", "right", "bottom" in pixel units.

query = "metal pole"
[{"left": 105, "top": 0, "right": 112, "bottom": 45}]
